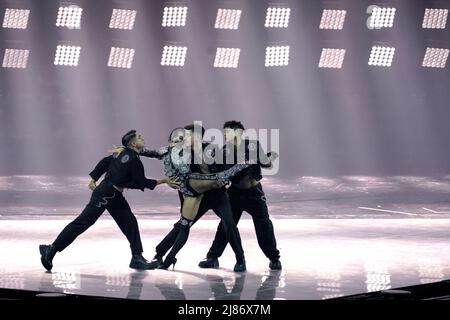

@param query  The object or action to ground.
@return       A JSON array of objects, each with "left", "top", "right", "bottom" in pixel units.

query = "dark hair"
[
  {"left": 122, "top": 130, "right": 137, "bottom": 147},
  {"left": 223, "top": 120, "right": 245, "bottom": 130},
  {"left": 168, "top": 127, "right": 184, "bottom": 142},
  {"left": 184, "top": 123, "right": 205, "bottom": 137}
]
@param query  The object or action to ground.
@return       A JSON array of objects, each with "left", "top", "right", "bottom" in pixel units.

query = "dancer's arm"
[
  {"left": 254, "top": 141, "right": 275, "bottom": 168},
  {"left": 129, "top": 158, "right": 180, "bottom": 191},
  {"left": 140, "top": 146, "right": 168, "bottom": 160},
  {"left": 89, "top": 155, "right": 113, "bottom": 182},
  {"left": 129, "top": 158, "right": 158, "bottom": 191}
]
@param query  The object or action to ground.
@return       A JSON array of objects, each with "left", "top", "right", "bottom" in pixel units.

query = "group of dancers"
[{"left": 39, "top": 121, "right": 282, "bottom": 273}]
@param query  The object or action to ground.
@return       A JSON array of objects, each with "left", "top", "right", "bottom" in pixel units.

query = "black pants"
[
  {"left": 155, "top": 189, "right": 245, "bottom": 261},
  {"left": 52, "top": 180, "right": 144, "bottom": 255},
  {"left": 206, "top": 184, "right": 280, "bottom": 261}
]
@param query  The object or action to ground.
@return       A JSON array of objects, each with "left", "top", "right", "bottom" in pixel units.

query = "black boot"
[
  {"left": 157, "top": 217, "right": 191, "bottom": 270},
  {"left": 129, "top": 254, "right": 154, "bottom": 270},
  {"left": 158, "top": 257, "right": 177, "bottom": 270},
  {"left": 39, "top": 244, "right": 57, "bottom": 271},
  {"left": 198, "top": 257, "right": 219, "bottom": 269},
  {"left": 147, "top": 255, "right": 163, "bottom": 269},
  {"left": 233, "top": 259, "right": 246, "bottom": 272},
  {"left": 269, "top": 259, "right": 282, "bottom": 270}
]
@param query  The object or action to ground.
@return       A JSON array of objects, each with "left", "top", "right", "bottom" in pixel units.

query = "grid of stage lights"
[
  {"left": 215, "top": 9, "right": 242, "bottom": 30},
  {"left": 422, "top": 8, "right": 448, "bottom": 29},
  {"left": 264, "top": 7, "right": 291, "bottom": 28},
  {"left": 2, "top": 49, "right": 29, "bottom": 68},
  {"left": 368, "top": 46, "right": 395, "bottom": 67},
  {"left": 56, "top": 6, "right": 83, "bottom": 29},
  {"left": 368, "top": 7, "right": 396, "bottom": 29},
  {"left": 109, "top": 9, "right": 137, "bottom": 30},
  {"left": 214, "top": 48, "right": 241, "bottom": 68},
  {"left": 2, "top": 8, "right": 30, "bottom": 29},
  {"left": 54, "top": 45, "right": 81, "bottom": 66},
  {"left": 161, "top": 45, "right": 187, "bottom": 66},
  {"left": 265, "top": 46, "right": 290, "bottom": 67},
  {"left": 108, "top": 47, "right": 135, "bottom": 69},
  {"left": 162, "top": 6, "right": 188, "bottom": 27},
  {"left": 319, "top": 9, "right": 346, "bottom": 30},
  {"left": 422, "top": 48, "right": 449, "bottom": 69},
  {"left": 319, "top": 49, "right": 346, "bottom": 69}
]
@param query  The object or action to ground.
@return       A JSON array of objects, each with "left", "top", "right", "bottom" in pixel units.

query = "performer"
[
  {"left": 198, "top": 121, "right": 282, "bottom": 270},
  {"left": 145, "top": 124, "right": 249, "bottom": 272},
  {"left": 39, "top": 130, "right": 179, "bottom": 271}
]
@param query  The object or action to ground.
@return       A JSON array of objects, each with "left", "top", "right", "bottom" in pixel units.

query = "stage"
[{"left": 1, "top": 175, "right": 450, "bottom": 300}]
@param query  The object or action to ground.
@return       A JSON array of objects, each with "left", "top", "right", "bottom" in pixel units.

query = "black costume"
[
  {"left": 39, "top": 144, "right": 159, "bottom": 271},
  {"left": 145, "top": 143, "right": 246, "bottom": 270},
  {"left": 203, "top": 140, "right": 280, "bottom": 264}
]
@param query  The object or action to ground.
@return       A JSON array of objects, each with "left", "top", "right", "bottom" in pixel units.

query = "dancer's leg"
[{"left": 158, "top": 195, "right": 203, "bottom": 269}]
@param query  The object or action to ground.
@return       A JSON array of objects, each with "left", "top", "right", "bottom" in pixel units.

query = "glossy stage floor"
[{"left": 1, "top": 175, "right": 450, "bottom": 300}]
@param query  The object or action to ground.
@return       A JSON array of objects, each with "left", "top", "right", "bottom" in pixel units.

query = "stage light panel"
[
  {"left": 2, "top": 49, "right": 29, "bottom": 68},
  {"left": 213, "top": 48, "right": 241, "bottom": 68},
  {"left": 162, "top": 6, "right": 188, "bottom": 27},
  {"left": 54, "top": 45, "right": 81, "bottom": 66},
  {"left": 318, "top": 48, "right": 346, "bottom": 69},
  {"left": 109, "top": 9, "right": 137, "bottom": 30},
  {"left": 422, "top": 48, "right": 449, "bottom": 68},
  {"left": 422, "top": 8, "right": 448, "bottom": 29},
  {"left": 319, "top": 9, "right": 346, "bottom": 30},
  {"left": 108, "top": 47, "right": 135, "bottom": 69},
  {"left": 265, "top": 7, "right": 291, "bottom": 28},
  {"left": 161, "top": 45, "right": 187, "bottom": 66},
  {"left": 265, "top": 46, "right": 290, "bottom": 67},
  {"left": 2, "top": 8, "right": 30, "bottom": 29},
  {"left": 368, "top": 46, "right": 395, "bottom": 67}
]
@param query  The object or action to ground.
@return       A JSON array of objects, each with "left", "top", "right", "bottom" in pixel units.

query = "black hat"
[{"left": 122, "top": 130, "right": 137, "bottom": 147}]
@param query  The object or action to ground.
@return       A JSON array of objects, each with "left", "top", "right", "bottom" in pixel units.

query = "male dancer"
[
  {"left": 148, "top": 124, "right": 247, "bottom": 272},
  {"left": 198, "top": 121, "right": 282, "bottom": 270},
  {"left": 39, "top": 130, "right": 179, "bottom": 271}
]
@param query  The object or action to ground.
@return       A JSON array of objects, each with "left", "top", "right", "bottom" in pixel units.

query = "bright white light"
[
  {"left": 264, "top": 7, "right": 291, "bottom": 28},
  {"left": 214, "top": 48, "right": 240, "bottom": 68},
  {"left": 161, "top": 45, "right": 187, "bottom": 66},
  {"left": 108, "top": 47, "right": 135, "bottom": 69},
  {"left": 56, "top": 5, "right": 83, "bottom": 29},
  {"left": 214, "top": 9, "right": 242, "bottom": 30},
  {"left": 422, "top": 48, "right": 449, "bottom": 68},
  {"left": 368, "top": 46, "right": 395, "bottom": 67},
  {"left": 319, "top": 9, "right": 346, "bottom": 30},
  {"left": 422, "top": 8, "right": 448, "bottom": 29},
  {"left": 2, "top": 49, "right": 29, "bottom": 68},
  {"left": 54, "top": 45, "right": 81, "bottom": 66},
  {"left": 265, "top": 46, "right": 290, "bottom": 67},
  {"left": 162, "top": 6, "right": 188, "bottom": 27},
  {"left": 2, "top": 8, "right": 30, "bottom": 29},
  {"left": 318, "top": 48, "right": 346, "bottom": 69},
  {"left": 369, "top": 7, "right": 396, "bottom": 29},
  {"left": 109, "top": 9, "right": 137, "bottom": 30}
]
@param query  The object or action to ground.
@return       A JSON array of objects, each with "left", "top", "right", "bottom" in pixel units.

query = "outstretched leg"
[{"left": 40, "top": 181, "right": 114, "bottom": 271}]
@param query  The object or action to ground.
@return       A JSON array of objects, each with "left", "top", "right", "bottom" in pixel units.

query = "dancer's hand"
[
  {"left": 166, "top": 177, "right": 181, "bottom": 189},
  {"left": 158, "top": 146, "right": 169, "bottom": 155},
  {"left": 267, "top": 151, "right": 279, "bottom": 162},
  {"left": 88, "top": 179, "right": 97, "bottom": 191},
  {"left": 212, "top": 181, "right": 227, "bottom": 189}
]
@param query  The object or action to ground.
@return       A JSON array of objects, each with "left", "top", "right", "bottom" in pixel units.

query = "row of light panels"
[
  {"left": 1, "top": 6, "right": 449, "bottom": 30},
  {"left": 2, "top": 46, "right": 448, "bottom": 69}
]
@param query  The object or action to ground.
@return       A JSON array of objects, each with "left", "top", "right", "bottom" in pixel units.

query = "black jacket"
[{"left": 89, "top": 148, "right": 157, "bottom": 191}]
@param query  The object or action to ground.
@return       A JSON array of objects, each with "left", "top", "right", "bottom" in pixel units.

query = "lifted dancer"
[
  {"left": 39, "top": 130, "right": 179, "bottom": 271},
  {"left": 145, "top": 124, "right": 249, "bottom": 271}
]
